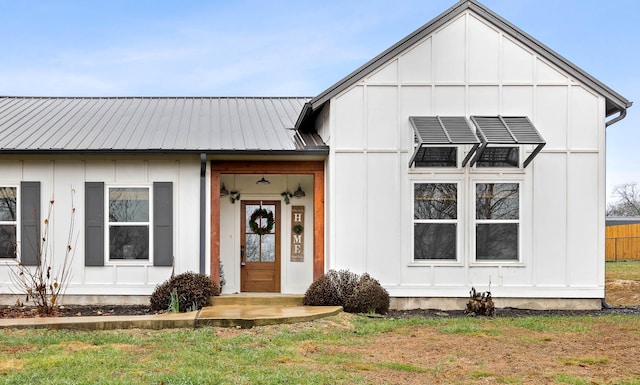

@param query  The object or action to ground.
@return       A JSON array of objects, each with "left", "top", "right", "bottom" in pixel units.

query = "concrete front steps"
[
  {"left": 211, "top": 293, "right": 305, "bottom": 307},
  {"left": 0, "top": 294, "right": 342, "bottom": 330},
  {"left": 200, "top": 294, "right": 342, "bottom": 328}
]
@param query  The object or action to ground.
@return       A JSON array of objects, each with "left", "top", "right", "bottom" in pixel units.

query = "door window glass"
[{"left": 245, "top": 204, "right": 276, "bottom": 262}]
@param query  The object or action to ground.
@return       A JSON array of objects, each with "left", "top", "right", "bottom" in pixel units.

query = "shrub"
[
  {"left": 8, "top": 191, "right": 77, "bottom": 316},
  {"left": 303, "top": 269, "right": 358, "bottom": 306},
  {"left": 344, "top": 273, "right": 390, "bottom": 315},
  {"left": 304, "top": 270, "right": 390, "bottom": 315},
  {"left": 150, "top": 271, "right": 219, "bottom": 312},
  {"left": 465, "top": 287, "right": 495, "bottom": 316}
]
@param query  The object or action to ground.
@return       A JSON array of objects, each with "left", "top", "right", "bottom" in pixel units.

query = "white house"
[{"left": 0, "top": 0, "right": 632, "bottom": 309}]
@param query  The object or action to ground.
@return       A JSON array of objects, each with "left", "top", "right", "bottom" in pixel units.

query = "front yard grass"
[
  {"left": 1, "top": 262, "right": 639, "bottom": 385},
  {"left": 1, "top": 314, "right": 640, "bottom": 385},
  {"left": 606, "top": 260, "right": 640, "bottom": 281}
]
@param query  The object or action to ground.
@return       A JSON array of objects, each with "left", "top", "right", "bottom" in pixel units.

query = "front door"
[{"left": 240, "top": 201, "right": 281, "bottom": 292}]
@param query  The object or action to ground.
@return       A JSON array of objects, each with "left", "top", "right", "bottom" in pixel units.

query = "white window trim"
[
  {"left": 0, "top": 184, "right": 19, "bottom": 262},
  {"left": 470, "top": 180, "right": 523, "bottom": 266},
  {"left": 105, "top": 185, "right": 153, "bottom": 266},
  {"left": 410, "top": 180, "right": 463, "bottom": 266}
]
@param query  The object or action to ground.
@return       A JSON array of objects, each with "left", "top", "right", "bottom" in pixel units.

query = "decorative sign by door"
[{"left": 290, "top": 205, "right": 304, "bottom": 262}]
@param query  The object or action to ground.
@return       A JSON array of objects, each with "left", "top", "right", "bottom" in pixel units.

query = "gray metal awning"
[
  {"left": 469, "top": 116, "right": 546, "bottom": 168},
  {"left": 408, "top": 116, "right": 480, "bottom": 167}
]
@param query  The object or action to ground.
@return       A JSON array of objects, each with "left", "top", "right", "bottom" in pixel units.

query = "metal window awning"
[
  {"left": 409, "top": 116, "right": 480, "bottom": 167},
  {"left": 469, "top": 116, "right": 546, "bottom": 168}
]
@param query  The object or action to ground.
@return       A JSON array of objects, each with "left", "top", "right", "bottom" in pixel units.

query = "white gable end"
[
  {"left": 468, "top": 14, "right": 500, "bottom": 82},
  {"left": 434, "top": 14, "right": 466, "bottom": 82},
  {"left": 537, "top": 58, "right": 571, "bottom": 84},
  {"left": 399, "top": 38, "right": 432, "bottom": 83},
  {"left": 366, "top": 61, "right": 398, "bottom": 83},
  {"left": 324, "top": 5, "right": 613, "bottom": 306}
]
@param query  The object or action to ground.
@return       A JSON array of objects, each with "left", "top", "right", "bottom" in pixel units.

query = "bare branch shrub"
[
  {"left": 344, "top": 273, "right": 390, "bottom": 314},
  {"left": 150, "top": 271, "right": 219, "bottom": 312},
  {"left": 303, "top": 269, "right": 358, "bottom": 307},
  {"left": 7, "top": 189, "right": 77, "bottom": 316},
  {"left": 304, "top": 269, "right": 390, "bottom": 315},
  {"left": 465, "top": 287, "right": 495, "bottom": 316}
]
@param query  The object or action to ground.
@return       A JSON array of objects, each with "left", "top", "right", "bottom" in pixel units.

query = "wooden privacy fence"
[{"left": 606, "top": 223, "right": 640, "bottom": 261}]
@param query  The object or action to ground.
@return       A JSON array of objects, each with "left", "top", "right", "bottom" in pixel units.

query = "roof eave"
[{"left": 0, "top": 148, "right": 330, "bottom": 156}]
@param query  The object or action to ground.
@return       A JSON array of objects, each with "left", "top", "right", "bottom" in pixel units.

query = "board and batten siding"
[
  {"left": 0, "top": 156, "right": 201, "bottom": 297},
  {"left": 326, "top": 10, "right": 605, "bottom": 299}
]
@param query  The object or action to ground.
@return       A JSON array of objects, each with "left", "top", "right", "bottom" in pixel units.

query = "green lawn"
[
  {"left": 1, "top": 262, "right": 638, "bottom": 384},
  {"left": 606, "top": 260, "right": 640, "bottom": 281},
  {"left": 1, "top": 314, "right": 640, "bottom": 385}
]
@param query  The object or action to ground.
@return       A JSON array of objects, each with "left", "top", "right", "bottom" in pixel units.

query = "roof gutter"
[{"left": 605, "top": 107, "right": 629, "bottom": 127}]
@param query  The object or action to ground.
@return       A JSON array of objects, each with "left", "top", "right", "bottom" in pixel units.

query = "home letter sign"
[{"left": 291, "top": 205, "right": 304, "bottom": 262}]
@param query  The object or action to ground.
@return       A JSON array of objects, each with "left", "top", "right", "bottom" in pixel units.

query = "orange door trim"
[{"left": 210, "top": 160, "right": 325, "bottom": 287}]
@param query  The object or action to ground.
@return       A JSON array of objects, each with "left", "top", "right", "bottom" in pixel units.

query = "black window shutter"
[
  {"left": 85, "top": 182, "right": 104, "bottom": 266},
  {"left": 20, "top": 182, "right": 40, "bottom": 266},
  {"left": 153, "top": 182, "right": 173, "bottom": 267}
]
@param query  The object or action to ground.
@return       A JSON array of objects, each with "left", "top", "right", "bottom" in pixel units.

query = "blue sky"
[{"left": 0, "top": 0, "right": 638, "bottom": 200}]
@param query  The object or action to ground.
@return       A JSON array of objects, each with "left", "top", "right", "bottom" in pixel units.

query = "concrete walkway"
[{"left": 0, "top": 295, "right": 342, "bottom": 330}]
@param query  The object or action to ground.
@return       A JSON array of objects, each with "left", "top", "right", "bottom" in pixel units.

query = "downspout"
[
  {"left": 199, "top": 153, "right": 207, "bottom": 275},
  {"left": 602, "top": 105, "right": 629, "bottom": 309},
  {"left": 605, "top": 108, "right": 628, "bottom": 127}
]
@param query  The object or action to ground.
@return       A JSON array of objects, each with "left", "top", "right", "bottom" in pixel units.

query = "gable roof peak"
[{"left": 298, "top": 0, "right": 630, "bottom": 129}]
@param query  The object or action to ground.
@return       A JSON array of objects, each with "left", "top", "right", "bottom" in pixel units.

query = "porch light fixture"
[
  {"left": 293, "top": 184, "right": 306, "bottom": 198},
  {"left": 220, "top": 183, "right": 229, "bottom": 197},
  {"left": 256, "top": 176, "right": 271, "bottom": 185}
]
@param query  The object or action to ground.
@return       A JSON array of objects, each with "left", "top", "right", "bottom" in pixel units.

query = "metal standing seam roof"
[
  {"left": 296, "top": 0, "right": 632, "bottom": 131},
  {"left": 0, "top": 96, "right": 327, "bottom": 154}
]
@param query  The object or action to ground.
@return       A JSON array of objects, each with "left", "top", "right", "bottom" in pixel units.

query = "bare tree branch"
[{"left": 607, "top": 182, "right": 640, "bottom": 216}]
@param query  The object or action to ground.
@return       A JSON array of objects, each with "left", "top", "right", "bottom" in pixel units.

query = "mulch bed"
[
  {"left": 0, "top": 305, "right": 157, "bottom": 319},
  {"left": 388, "top": 305, "right": 640, "bottom": 318},
  {"left": 2, "top": 304, "right": 640, "bottom": 319}
]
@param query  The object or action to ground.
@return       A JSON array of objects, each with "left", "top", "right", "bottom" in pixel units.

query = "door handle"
[{"left": 240, "top": 245, "right": 246, "bottom": 266}]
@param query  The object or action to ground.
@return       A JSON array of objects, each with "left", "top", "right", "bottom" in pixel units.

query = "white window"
[
  {"left": 0, "top": 186, "right": 17, "bottom": 259},
  {"left": 413, "top": 183, "right": 458, "bottom": 261},
  {"left": 475, "top": 183, "right": 520, "bottom": 261},
  {"left": 108, "top": 187, "right": 150, "bottom": 261}
]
